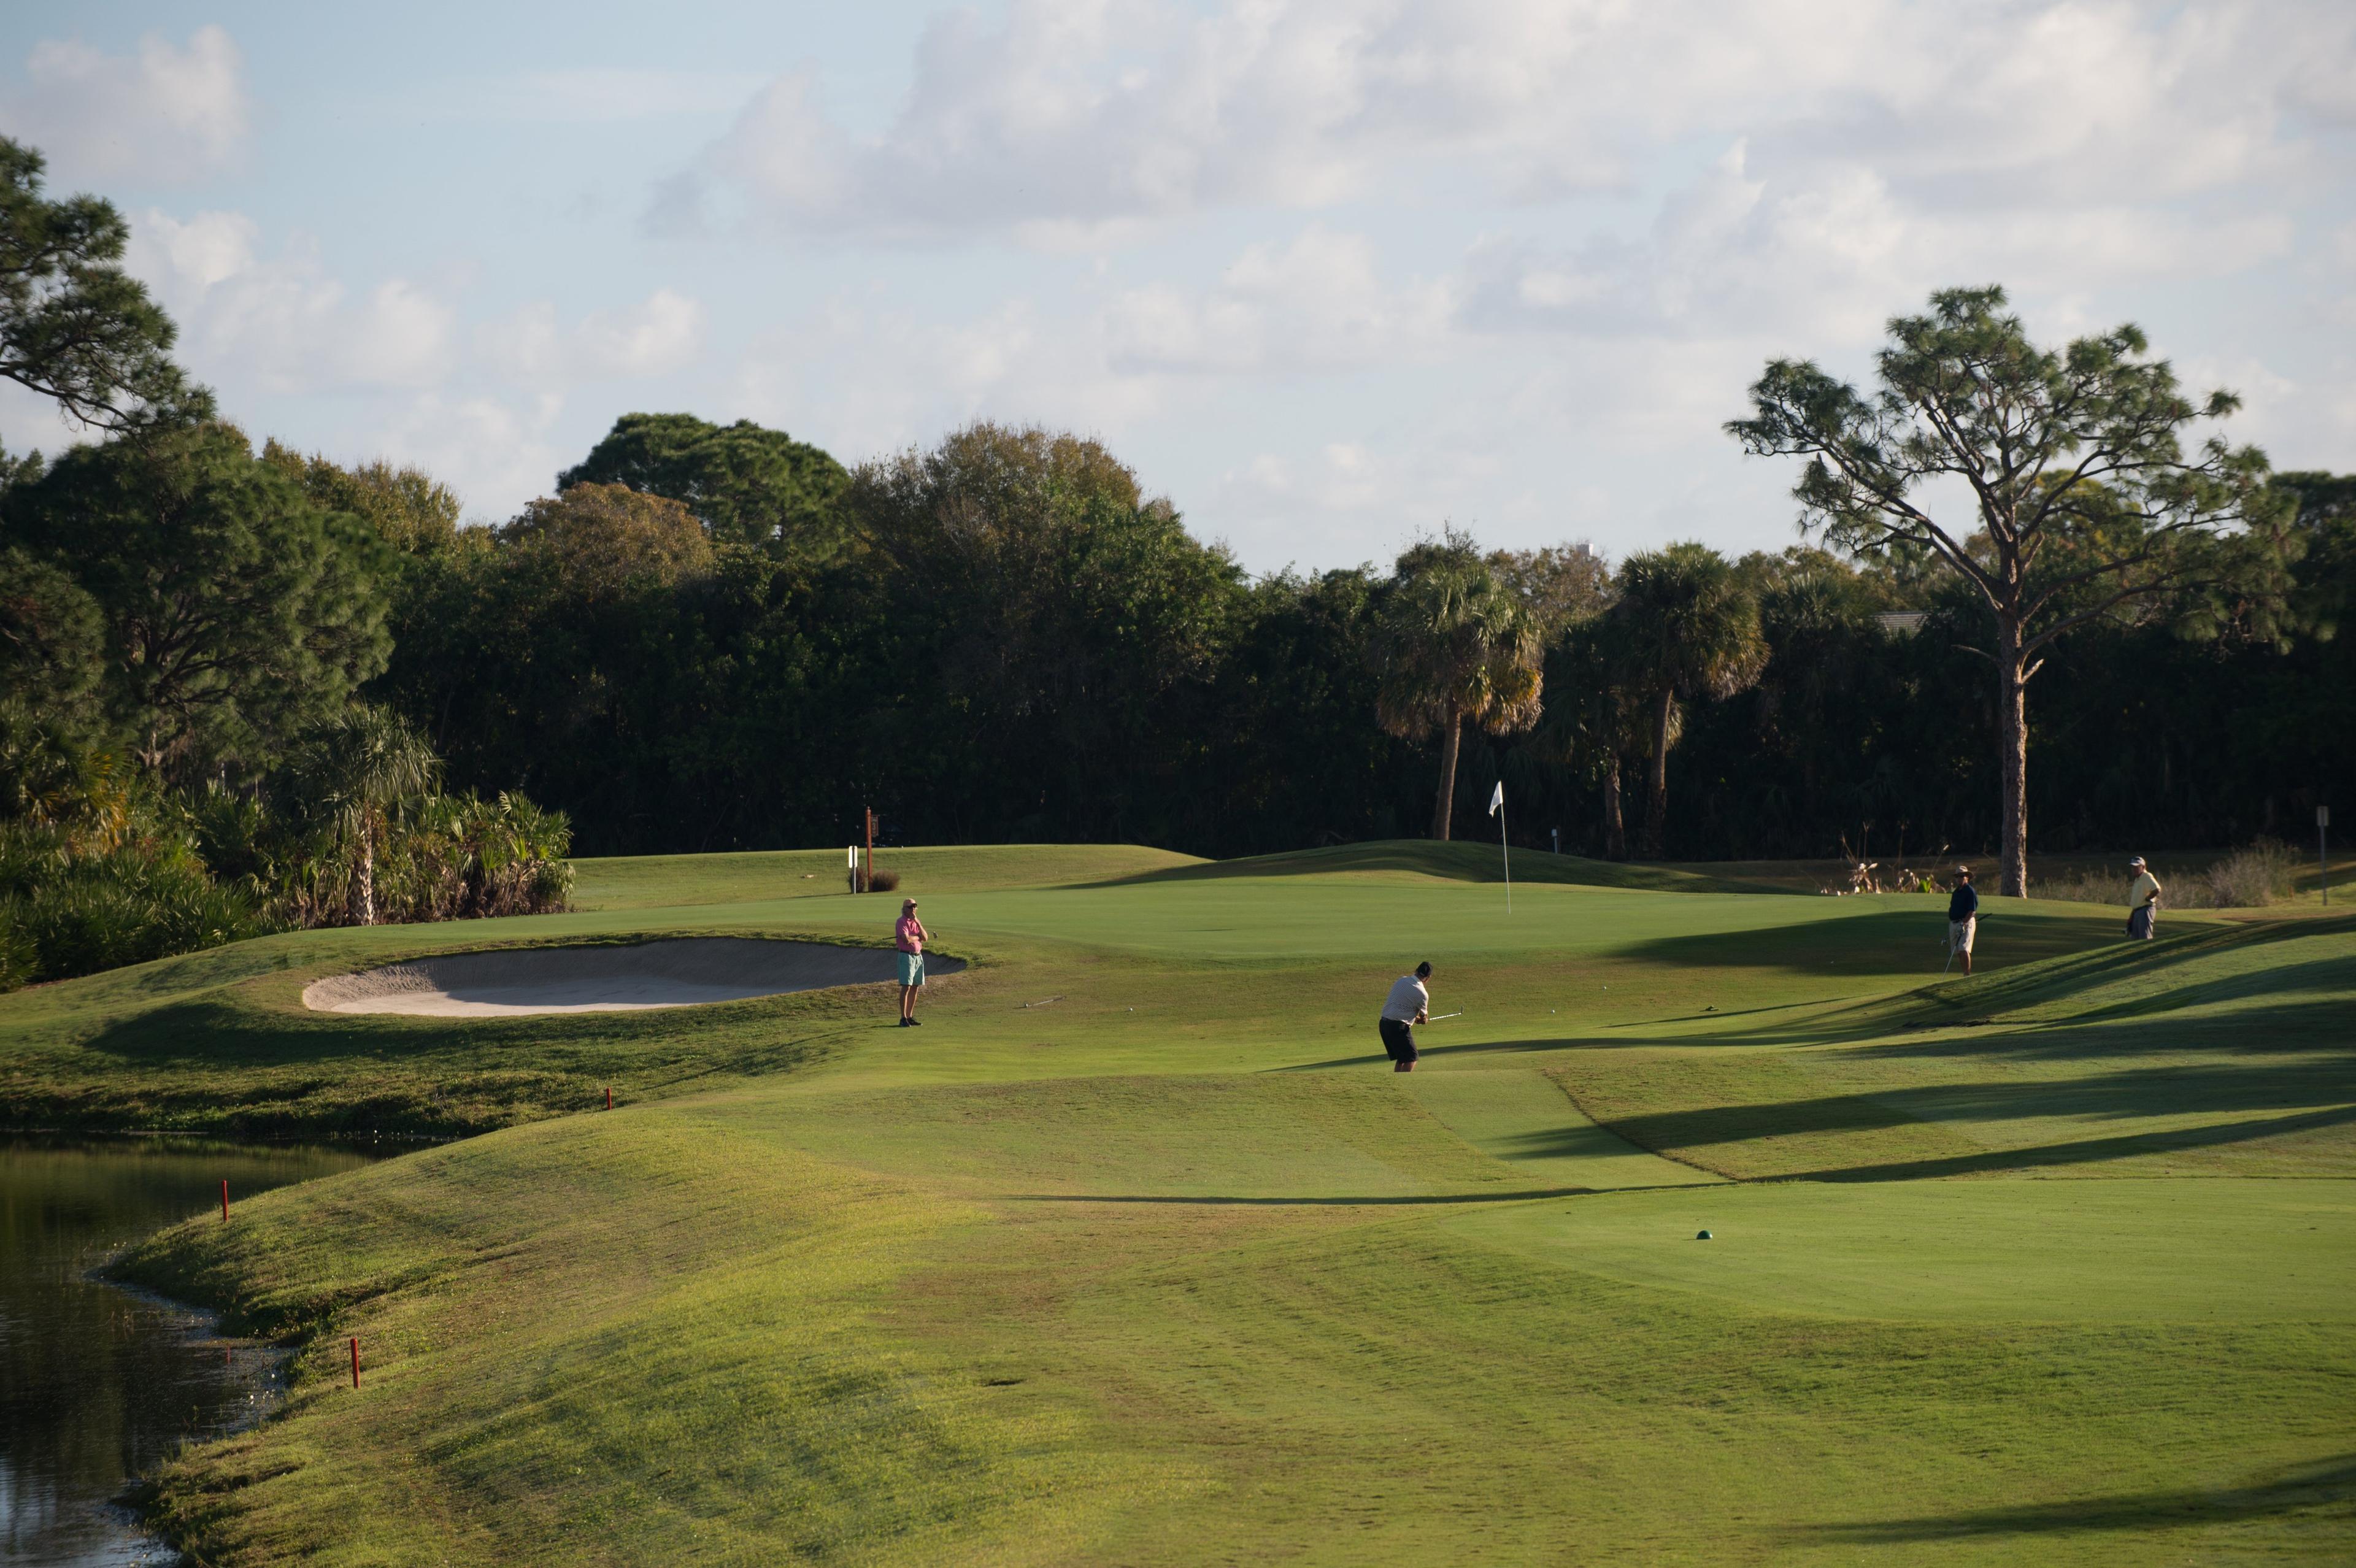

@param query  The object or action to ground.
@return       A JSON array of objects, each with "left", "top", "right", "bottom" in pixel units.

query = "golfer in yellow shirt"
[{"left": 2125, "top": 856, "right": 2162, "bottom": 940}]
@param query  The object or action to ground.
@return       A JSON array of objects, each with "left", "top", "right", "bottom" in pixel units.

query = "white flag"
[{"left": 1488, "top": 781, "right": 1504, "bottom": 816}]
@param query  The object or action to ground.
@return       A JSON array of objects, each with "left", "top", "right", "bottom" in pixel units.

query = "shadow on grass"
[
  {"left": 1089, "top": 839, "right": 1791, "bottom": 895},
  {"left": 1907, "top": 915, "right": 2354, "bottom": 1021},
  {"left": 1612, "top": 906, "right": 2114, "bottom": 986},
  {"left": 1607, "top": 914, "right": 2355, "bottom": 1053},
  {"left": 1592, "top": 1053, "right": 2356, "bottom": 1156},
  {"left": 1774, "top": 1104, "right": 2356, "bottom": 1183},
  {"left": 1279, "top": 1036, "right": 1643, "bottom": 1071},
  {"left": 1798, "top": 1453, "right": 2356, "bottom": 1542},
  {"left": 1005, "top": 1185, "right": 1707, "bottom": 1207},
  {"left": 1862, "top": 996, "right": 2356, "bottom": 1067}
]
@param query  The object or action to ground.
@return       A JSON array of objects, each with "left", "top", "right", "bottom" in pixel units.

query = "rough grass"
[
  {"left": 2038, "top": 840, "right": 2306, "bottom": 910},
  {"left": 37, "top": 841, "right": 2354, "bottom": 1564}
]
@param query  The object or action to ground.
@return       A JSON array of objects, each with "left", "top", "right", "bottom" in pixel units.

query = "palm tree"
[
  {"left": 1370, "top": 536, "right": 1544, "bottom": 841},
  {"left": 285, "top": 706, "right": 441, "bottom": 926},
  {"left": 1611, "top": 544, "right": 1766, "bottom": 858},
  {"left": 1531, "top": 615, "right": 1668, "bottom": 860}
]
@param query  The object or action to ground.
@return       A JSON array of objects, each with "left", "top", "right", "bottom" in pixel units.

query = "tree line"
[
  {"left": 0, "top": 141, "right": 571, "bottom": 986},
  {"left": 2, "top": 135, "right": 2349, "bottom": 989},
  {"left": 374, "top": 416, "right": 2346, "bottom": 873}
]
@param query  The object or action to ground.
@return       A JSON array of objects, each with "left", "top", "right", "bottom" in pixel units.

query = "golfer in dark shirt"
[
  {"left": 1379, "top": 962, "right": 1431, "bottom": 1072},
  {"left": 1946, "top": 867, "right": 1979, "bottom": 975}
]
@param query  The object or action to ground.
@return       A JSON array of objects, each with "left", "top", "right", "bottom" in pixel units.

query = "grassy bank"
[{"left": 21, "top": 841, "right": 2349, "bottom": 1562}]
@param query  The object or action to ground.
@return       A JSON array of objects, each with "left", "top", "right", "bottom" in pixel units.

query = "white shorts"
[{"left": 1948, "top": 917, "right": 1976, "bottom": 955}]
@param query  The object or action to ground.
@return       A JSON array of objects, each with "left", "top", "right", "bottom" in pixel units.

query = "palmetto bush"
[
  {"left": 0, "top": 713, "right": 574, "bottom": 989},
  {"left": 0, "top": 815, "right": 272, "bottom": 989},
  {"left": 387, "top": 791, "right": 574, "bottom": 922},
  {"left": 269, "top": 791, "right": 572, "bottom": 927}
]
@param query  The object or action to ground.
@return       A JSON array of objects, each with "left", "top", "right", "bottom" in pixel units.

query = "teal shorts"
[{"left": 897, "top": 952, "right": 925, "bottom": 986}]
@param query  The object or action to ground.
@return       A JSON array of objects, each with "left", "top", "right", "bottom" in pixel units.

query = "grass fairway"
[{"left": 12, "top": 841, "right": 2344, "bottom": 1563}]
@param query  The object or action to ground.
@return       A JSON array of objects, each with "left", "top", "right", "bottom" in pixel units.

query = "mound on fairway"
[{"left": 301, "top": 938, "right": 964, "bottom": 1017}]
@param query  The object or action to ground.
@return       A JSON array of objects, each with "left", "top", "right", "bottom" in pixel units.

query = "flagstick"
[
  {"left": 1488, "top": 780, "right": 1511, "bottom": 914},
  {"left": 1500, "top": 802, "right": 1511, "bottom": 913}
]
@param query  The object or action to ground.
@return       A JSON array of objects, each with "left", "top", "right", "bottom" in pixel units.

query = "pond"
[{"left": 1, "top": 1135, "right": 377, "bottom": 1566}]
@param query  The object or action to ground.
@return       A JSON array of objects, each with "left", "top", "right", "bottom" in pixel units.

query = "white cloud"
[
  {"left": 344, "top": 281, "right": 460, "bottom": 386},
  {"left": 410, "top": 67, "right": 764, "bottom": 124},
  {"left": 1462, "top": 140, "right": 2294, "bottom": 350},
  {"left": 127, "top": 210, "right": 455, "bottom": 392},
  {"left": 732, "top": 288, "right": 1177, "bottom": 466},
  {"left": 378, "top": 393, "right": 568, "bottom": 521},
  {"left": 30, "top": 1, "right": 2339, "bottom": 575},
  {"left": 1, "top": 26, "right": 249, "bottom": 183},
  {"left": 483, "top": 289, "right": 709, "bottom": 385},
  {"left": 669, "top": 0, "right": 2356, "bottom": 241},
  {"left": 2176, "top": 352, "right": 2356, "bottom": 474},
  {"left": 1107, "top": 226, "right": 1452, "bottom": 374},
  {"left": 577, "top": 289, "right": 707, "bottom": 376}
]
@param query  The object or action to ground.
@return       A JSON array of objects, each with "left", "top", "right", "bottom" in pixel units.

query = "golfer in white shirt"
[{"left": 1379, "top": 961, "right": 1432, "bottom": 1073}]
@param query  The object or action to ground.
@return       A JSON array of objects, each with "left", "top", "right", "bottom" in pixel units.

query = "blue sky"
[{"left": 4, "top": 1, "right": 2351, "bottom": 572}]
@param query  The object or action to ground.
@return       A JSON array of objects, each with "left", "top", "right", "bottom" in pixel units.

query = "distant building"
[{"left": 1876, "top": 612, "right": 1927, "bottom": 637}]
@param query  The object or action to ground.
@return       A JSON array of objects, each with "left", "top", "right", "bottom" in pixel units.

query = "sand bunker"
[{"left": 302, "top": 938, "right": 963, "bottom": 1017}]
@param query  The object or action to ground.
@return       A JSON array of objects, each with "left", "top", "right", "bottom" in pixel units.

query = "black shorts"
[{"left": 1379, "top": 1018, "right": 1416, "bottom": 1063}]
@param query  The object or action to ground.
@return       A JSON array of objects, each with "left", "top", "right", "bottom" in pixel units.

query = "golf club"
[{"left": 1426, "top": 1011, "right": 1463, "bottom": 1021}]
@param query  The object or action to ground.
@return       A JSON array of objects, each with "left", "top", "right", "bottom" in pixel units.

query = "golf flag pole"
[{"left": 1489, "top": 780, "right": 1509, "bottom": 913}]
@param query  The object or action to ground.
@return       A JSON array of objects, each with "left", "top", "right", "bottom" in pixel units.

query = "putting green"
[{"left": 17, "top": 842, "right": 2344, "bottom": 1566}]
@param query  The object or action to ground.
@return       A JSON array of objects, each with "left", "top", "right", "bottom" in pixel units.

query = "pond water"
[{"left": 1, "top": 1136, "right": 377, "bottom": 1566}]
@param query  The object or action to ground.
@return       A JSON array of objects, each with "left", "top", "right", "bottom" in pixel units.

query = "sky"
[{"left": 2, "top": 0, "right": 2351, "bottom": 574}]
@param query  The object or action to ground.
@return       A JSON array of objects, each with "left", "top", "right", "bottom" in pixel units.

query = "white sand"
[{"left": 301, "top": 938, "right": 963, "bottom": 1017}]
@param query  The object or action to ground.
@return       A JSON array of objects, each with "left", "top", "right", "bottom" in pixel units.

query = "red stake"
[
  {"left": 605, "top": 1085, "right": 613, "bottom": 1110},
  {"left": 350, "top": 1337, "right": 361, "bottom": 1389},
  {"left": 220, "top": 1178, "right": 229, "bottom": 1223}
]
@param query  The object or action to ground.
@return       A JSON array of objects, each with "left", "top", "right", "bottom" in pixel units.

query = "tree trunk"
[
  {"left": 1431, "top": 708, "right": 1463, "bottom": 841},
  {"left": 1995, "top": 617, "right": 2030, "bottom": 897},
  {"left": 359, "top": 821, "right": 376, "bottom": 928},
  {"left": 1643, "top": 686, "right": 1675, "bottom": 859},
  {"left": 1603, "top": 758, "right": 1625, "bottom": 861}
]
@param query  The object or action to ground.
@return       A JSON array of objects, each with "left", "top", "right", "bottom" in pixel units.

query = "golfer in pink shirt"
[{"left": 895, "top": 899, "right": 930, "bottom": 1027}]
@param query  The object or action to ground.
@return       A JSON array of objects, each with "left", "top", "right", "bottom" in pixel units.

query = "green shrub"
[
  {"left": 0, "top": 714, "right": 571, "bottom": 987},
  {"left": 0, "top": 820, "right": 272, "bottom": 990},
  {"left": 358, "top": 790, "right": 574, "bottom": 924},
  {"left": 0, "top": 915, "right": 34, "bottom": 990}
]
